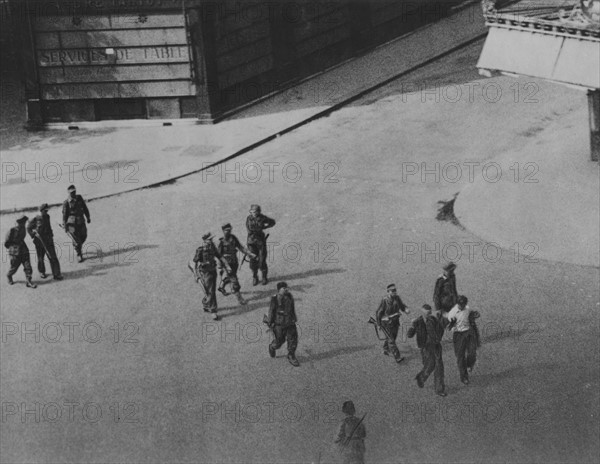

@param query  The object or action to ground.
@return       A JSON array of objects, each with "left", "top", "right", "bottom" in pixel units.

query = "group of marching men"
[{"left": 4, "top": 185, "right": 91, "bottom": 288}]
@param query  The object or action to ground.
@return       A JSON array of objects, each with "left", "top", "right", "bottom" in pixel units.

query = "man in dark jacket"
[
  {"left": 334, "top": 400, "right": 366, "bottom": 464},
  {"left": 376, "top": 284, "right": 410, "bottom": 363},
  {"left": 62, "top": 185, "right": 90, "bottom": 263},
  {"left": 27, "top": 204, "right": 63, "bottom": 280},
  {"left": 4, "top": 215, "right": 37, "bottom": 288},
  {"left": 433, "top": 261, "right": 458, "bottom": 313},
  {"left": 408, "top": 304, "right": 446, "bottom": 396},
  {"left": 246, "top": 204, "right": 276, "bottom": 286},
  {"left": 267, "top": 282, "right": 299, "bottom": 366}
]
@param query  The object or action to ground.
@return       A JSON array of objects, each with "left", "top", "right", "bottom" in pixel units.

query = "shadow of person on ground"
[
  {"left": 297, "top": 344, "right": 372, "bottom": 364},
  {"left": 58, "top": 244, "right": 159, "bottom": 281}
]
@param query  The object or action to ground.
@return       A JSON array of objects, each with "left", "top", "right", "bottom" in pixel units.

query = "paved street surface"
[{"left": 1, "top": 42, "right": 599, "bottom": 463}]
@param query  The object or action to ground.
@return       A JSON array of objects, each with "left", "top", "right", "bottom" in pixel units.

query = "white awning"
[{"left": 477, "top": 26, "right": 600, "bottom": 89}]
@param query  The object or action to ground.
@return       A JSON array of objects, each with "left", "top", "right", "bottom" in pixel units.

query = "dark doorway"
[{"left": 95, "top": 99, "right": 147, "bottom": 120}]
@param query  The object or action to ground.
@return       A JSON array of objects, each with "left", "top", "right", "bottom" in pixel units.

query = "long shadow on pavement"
[
  {"left": 297, "top": 344, "right": 372, "bottom": 364},
  {"left": 57, "top": 244, "right": 159, "bottom": 281},
  {"left": 268, "top": 267, "right": 346, "bottom": 283}
]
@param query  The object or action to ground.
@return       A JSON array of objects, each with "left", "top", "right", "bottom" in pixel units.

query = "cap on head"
[
  {"left": 422, "top": 304, "right": 432, "bottom": 311},
  {"left": 277, "top": 281, "right": 288, "bottom": 291},
  {"left": 443, "top": 261, "right": 457, "bottom": 271},
  {"left": 342, "top": 401, "right": 355, "bottom": 415},
  {"left": 387, "top": 284, "right": 396, "bottom": 291},
  {"left": 39, "top": 203, "right": 49, "bottom": 212},
  {"left": 67, "top": 185, "right": 76, "bottom": 191},
  {"left": 202, "top": 232, "right": 213, "bottom": 241},
  {"left": 16, "top": 215, "right": 29, "bottom": 224},
  {"left": 221, "top": 223, "right": 232, "bottom": 231},
  {"left": 457, "top": 295, "right": 468, "bottom": 306},
  {"left": 249, "top": 204, "right": 261, "bottom": 213}
]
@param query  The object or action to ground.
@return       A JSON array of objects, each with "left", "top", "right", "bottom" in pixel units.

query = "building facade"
[
  {"left": 7, "top": 0, "right": 461, "bottom": 126},
  {"left": 477, "top": 0, "right": 600, "bottom": 160}
]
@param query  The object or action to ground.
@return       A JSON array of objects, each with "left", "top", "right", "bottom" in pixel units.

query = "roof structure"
[
  {"left": 484, "top": 0, "right": 600, "bottom": 34},
  {"left": 478, "top": 0, "right": 600, "bottom": 89}
]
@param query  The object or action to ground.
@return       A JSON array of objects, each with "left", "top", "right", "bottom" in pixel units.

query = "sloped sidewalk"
[{"left": 0, "top": 3, "right": 486, "bottom": 213}]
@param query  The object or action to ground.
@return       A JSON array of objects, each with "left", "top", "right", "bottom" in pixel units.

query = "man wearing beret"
[
  {"left": 27, "top": 204, "right": 63, "bottom": 281},
  {"left": 190, "top": 232, "right": 231, "bottom": 320},
  {"left": 433, "top": 261, "right": 458, "bottom": 314},
  {"left": 4, "top": 215, "right": 37, "bottom": 288},
  {"left": 408, "top": 304, "right": 447, "bottom": 396},
  {"left": 445, "top": 295, "right": 481, "bottom": 385},
  {"left": 246, "top": 204, "right": 276, "bottom": 286},
  {"left": 217, "top": 223, "right": 256, "bottom": 305},
  {"left": 62, "top": 185, "right": 90, "bottom": 263},
  {"left": 267, "top": 282, "right": 299, "bottom": 366},
  {"left": 375, "top": 284, "right": 410, "bottom": 363},
  {"left": 334, "top": 400, "right": 366, "bottom": 464}
]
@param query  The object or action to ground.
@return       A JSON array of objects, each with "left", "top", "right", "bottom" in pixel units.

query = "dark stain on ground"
[{"left": 436, "top": 193, "right": 462, "bottom": 227}]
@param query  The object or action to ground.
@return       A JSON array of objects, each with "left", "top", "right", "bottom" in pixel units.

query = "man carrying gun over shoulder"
[
  {"left": 27, "top": 203, "right": 63, "bottom": 281},
  {"left": 375, "top": 283, "right": 411, "bottom": 363}
]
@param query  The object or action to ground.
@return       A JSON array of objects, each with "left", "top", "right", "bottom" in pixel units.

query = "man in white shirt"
[{"left": 446, "top": 295, "right": 480, "bottom": 385}]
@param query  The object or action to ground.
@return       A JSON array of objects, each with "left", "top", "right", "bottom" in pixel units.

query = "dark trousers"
[
  {"left": 382, "top": 322, "right": 401, "bottom": 358},
  {"left": 248, "top": 241, "right": 267, "bottom": 274},
  {"left": 67, "top": 222, "right": 87, "bottom": 255},
  {"left": 8, "top": 253, "right": 33, "bottom": 279},
  {"left": 220, "top": 259, "right": 240, "bottom": 292},
  {"left": 417, "top": 344, "right": 445, "bottom": 393},
  {"left": 270, "top": 324, "right": 298, "bottom": 355},
  {"left": 453, "top": 329, "right": 478, "bottom": 381},
  {"left": 199, "top": 268, "right": 217, "bottom": 312},
  {"left": 33, "top": 238, "right": 61, "bottom": 277}
]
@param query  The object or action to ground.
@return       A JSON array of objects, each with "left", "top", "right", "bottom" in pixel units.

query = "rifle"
[
  {"left": 57, "top": 222, "right": 76, "bottom": 244},
  {"left": 367, "top": 316, "right": 391, "bottom": 341},
  {"left": 342, "top": 413, "right": 366, "bottom": 447},
  {"left": 262, "top": 314, "right": 273, "bottom": 333},
  {"left": 32, "top": 231, "right": 52, "bottom": 257},
  {"left": 241, "top": 233, "right": 269, "bottom": 269}
]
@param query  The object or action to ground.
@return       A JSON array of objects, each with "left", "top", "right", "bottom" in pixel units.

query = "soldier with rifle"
[
  {"left": 266, "top": 282, "right": 299, "bottom": 367},
  {"left": 4, "top": 215, "right": 37, "bottom": 288},
  {"left": 375, "top": 284, "right": 411, "bottom": 363},
  {"left": 62, "top": 185, "right": 91, "bottom": 263},
  {"left": 333, "top": 400, "right": 366, "bottom": 464},
  {"left": 190, "top": 232, "right": 231, "bottom": 321},
  {"left": 27, "top": 204, "right": 63, "bottom": 281},
  {"left": 217, "top": 223, "right": 256, "bottom": 306},
  {"left": 246, "top": 204, "right": 275, "bottom": 286}
]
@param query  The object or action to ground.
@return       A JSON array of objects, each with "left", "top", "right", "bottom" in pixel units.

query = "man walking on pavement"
[
  {"left": 267, "top": 282, "right": 299, "bottom": 366},
  {"left": 376, "top": 284, "right": 411, "bottom": 363},
  {"left": 246, "top": 204, "right": 275, "bottom": 286},
  {"left": 217, "top": 223, "right": 256, "bottom": 305},
  {"left": 62, "top": 185, "right": 91, "bottom": 263},
  {"left": 333, "top": 400, "right": 366, "bottom": 464},
  {"left": 4, "top": 215, "right": 37, "bottom": 288},
  {"left": 433, "top": 261, "right": 458, "bottom": 314},
  {"left": 27, "top": 204, "right": 63, "bottom": 281},
  {"left": 190, "top": 232, "right": 231, "bottom": 320},
  {"left": 446, "top": 295, "right": 481, "bottom": 385},
  {"left": 408, "top": 304, "right": 447, "bottom": 397}
]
